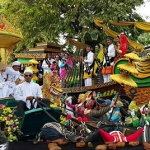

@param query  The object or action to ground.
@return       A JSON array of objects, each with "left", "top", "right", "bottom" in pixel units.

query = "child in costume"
[{"left": 66, "top": 93, "right": 86, "bottom": 117}]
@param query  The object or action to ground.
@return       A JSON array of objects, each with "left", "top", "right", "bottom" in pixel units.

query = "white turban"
[
  {"left": 12, "top": 61, "right": 21, "bottom": 66},
  {"left": 24, "top": 69, "right": 33, "bottom": 74}
]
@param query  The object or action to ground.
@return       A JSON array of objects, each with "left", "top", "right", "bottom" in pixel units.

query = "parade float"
[
  {"left": 0, "top": 15, "right": 23, "bottom": 108},
  {"left": 1, "top": 16, "right": 150, "bottom": 150}
]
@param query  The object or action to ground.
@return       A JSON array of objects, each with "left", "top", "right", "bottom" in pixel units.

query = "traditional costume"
[
  {"left": 102, "top": 36, "right": 116, "bottom": 83},
  {"left": 83, "top": 44, "right": 94, "bottom": 86},
  {"left": 0, "top": 72, "right": 13, "bottom": 98},
  {"left": 14, "top": 69, "right": 43, "bottom": 117},
  {"left": 3, "top": 61, "right": 24, "bottom": 95},
  {"left": 0, "top": 63, "right": 13, "bottom": 98},
  {"left": 94, "top": 44, "right": 104, "bottom": 84},
  {"left": 42, "top": 58, "right": 55, "bottom": 74}
]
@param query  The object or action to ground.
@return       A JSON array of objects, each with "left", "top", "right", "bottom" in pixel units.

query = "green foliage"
[
  {"left": 0, "top": 0, "right": 146, "bottom": 53},
  {"left": 138, "top": 33, "right": 150, "bottom": 46}
]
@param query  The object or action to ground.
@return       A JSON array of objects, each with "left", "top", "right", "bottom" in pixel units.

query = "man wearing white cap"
[
  {"left": 14, "top": 69, "right": 48, "bottom": 117},
  {"left": 2, "top": 61, "right": 24, "bottom": 95}
]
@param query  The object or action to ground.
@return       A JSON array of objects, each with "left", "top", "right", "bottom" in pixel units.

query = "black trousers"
[{"left": 17, "top": 99, "right": 50, "bottom": 117}]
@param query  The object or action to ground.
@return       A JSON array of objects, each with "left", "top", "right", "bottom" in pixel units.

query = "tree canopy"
[{"left": 0, "top": 0, "right": 146, "bottom": 53}]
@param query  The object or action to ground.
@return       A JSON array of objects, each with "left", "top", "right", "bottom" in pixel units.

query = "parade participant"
[
  {"left": 51, "top": 55, "right": 60, "bottom": 74},
  {"left": 0, "top": 63, "right": 13, "bottom": 98},
  {"left": 59, "top": 52, "right": 73, "bottom": 87},
  {"left": 66, "top": 93, "right": 86, "bottom": 117},
  {"left": 14, "top": 69, "right": 47, "bottom": 117},
  {"left": 86, "top": 99, "right": 114, "bottom": 123},
  {"left": 93, "top": 44, "right": 104, "bottom": 84},
  {"left": 3, "top": 61, "right": 24, "bottom": 95},
  {"left": 116, "top": 34, "right": 128, "bottom": 58},
  {"left": 102, "top": 36, "right": 116, "bottom": 83},
  {"left": 83, "top": 43, "right": 94, "bottom": 86},
  {"left": 42, "top": 53, "right": 55, "bottom": 74}
]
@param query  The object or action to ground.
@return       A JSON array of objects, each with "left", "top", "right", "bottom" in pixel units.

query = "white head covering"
[
  {"left": 12, "top": 61, "right": 21, "bottom": 66},
  {"left": 24, "top": 69, "right": 33, "bottom": 74}
]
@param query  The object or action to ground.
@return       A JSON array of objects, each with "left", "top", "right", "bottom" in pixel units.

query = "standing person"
[
  {"left": 42, "top": 53, "right": 55, "bottom": 75},
  {"left": 51, "top": 55, "right": 60, "bottom": 74},
  {"left": 94, "top": 44, "right": 104, "bottom": 85},
  {"left": 83, "top": 43, "right": 94, "bottom": 86},
  {"left": 14, "top": 69, "right": 49, "bottom": 117},
  {"left": 102, "top": 36, "right": 116, "bottom": 83}
]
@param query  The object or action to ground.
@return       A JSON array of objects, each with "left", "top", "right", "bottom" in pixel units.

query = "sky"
[{"left": 136, "top": 0, "right": 150, "bottom": 21}]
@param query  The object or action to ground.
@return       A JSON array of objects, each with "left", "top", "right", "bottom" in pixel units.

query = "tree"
[
  {"left": 0, "top": 0, "right": 145, "bottom": 53},
  {"left": 138, "top": 33, "right": 150, "bottom": 46}
]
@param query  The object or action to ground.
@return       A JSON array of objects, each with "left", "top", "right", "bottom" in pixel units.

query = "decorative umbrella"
[
  {"left": 117, "top": 63, "right": 138, "bottom": 74},
  {"left": 124, "top": 52, "right": 141, "bottom": 61},
  {"left": 110, "top": 74, "right": 137, "bottom": 87},
  {"left": 0, "top": 15, "right": 23, "bottom": 50},
  {"left": 29, "top": 59, "right": 39, "bottom": 65}
]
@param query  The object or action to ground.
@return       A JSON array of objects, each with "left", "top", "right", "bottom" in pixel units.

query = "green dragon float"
[{"left": 113, "top": 52, "right": 150, "bottom": 106}]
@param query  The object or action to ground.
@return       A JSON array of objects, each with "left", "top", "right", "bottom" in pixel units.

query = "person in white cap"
[
  {"left": 14, "top": 69, "right": 50, "bottom": 117},
  {"left": 2, "top": 61, "right": 24, "bottom": 95}
]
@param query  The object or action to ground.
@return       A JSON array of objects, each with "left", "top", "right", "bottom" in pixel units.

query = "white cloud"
[{"left": 136, "top": 0, "right": 150, "bottom": 21}]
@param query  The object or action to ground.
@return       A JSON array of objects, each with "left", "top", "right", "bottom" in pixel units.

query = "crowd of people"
[{"left": 0, "top": 34, "right": 127, "bottom": 99}]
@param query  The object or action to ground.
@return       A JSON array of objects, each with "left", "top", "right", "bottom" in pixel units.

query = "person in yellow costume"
[
  {"left": 93, "top": 44, "right": 104, "bottom": 84},
  {"left": 26, "top": 59, "right": 39, "bottom": 83},
  {"left": 82, "top": 43, "right": 94, "bottom": 86}
]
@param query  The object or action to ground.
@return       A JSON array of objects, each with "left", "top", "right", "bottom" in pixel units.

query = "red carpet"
[{"left": 9, "top": 142, "right": 145, "bottom": 150}]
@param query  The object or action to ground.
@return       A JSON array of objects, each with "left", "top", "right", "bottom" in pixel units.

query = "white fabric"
[
  {"left": 84, "top": 78, "right": 92, "bottom": 86},
  {"left": 83, "top": 51, "right": 94, "bottom": 71},
  {"left": 103, "top": 44, "right": 115, "bottom": 83},
  {"left": 12, "top": 61, "right": 21, "bottom": 66},
  {"left": 103, "top": 74, "right": 111, "bottom": 83},
  {"left": 42, "top": 58, "right": 55, "bottom": 74},
  {"left": 24, "top": 69, "right": 33, "bottom": 74},
  {"left": 103, "top": 43, "right": 116, "bottom": 66},
  {"left": 66, "top": 96, "right": 74, "bottom": 118},
  {"left": 14, "top": 82, "right": 43, "bottom": 109},
  {"left": 0, "top": 72, "right": 13, "bottom": 98},
  {"left": 3, "top": 67, "right": 24, "bottom": 95}
]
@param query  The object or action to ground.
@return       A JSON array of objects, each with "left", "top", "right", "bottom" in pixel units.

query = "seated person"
[
  {"left": 14, "top": 69, "right": 49, "bottom": 118},
  {"left": 3, "top": 61, "right": 24, "bottom": 95},
  {"left": 85, "top": 98, "right": 114, "bottom": 123},
  {"left": 0, "top": 63, "right": 13, "bottom": 98}
]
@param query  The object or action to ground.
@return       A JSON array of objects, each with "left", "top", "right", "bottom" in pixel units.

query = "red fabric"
[
  {"left": 119, "top": 34, "right": 128, "bottom": 57},
  {"left": 99, "top": 129, "right": 115, "bottom": 142},
  {"left": 126, "top": 128, "right": 144, "bottom": 142},
  {"left": 99, "top": 128, "right": 144, "bottom": 143},
  {"left": 110, "top": 131, "right": 126, "bottom": 142}
]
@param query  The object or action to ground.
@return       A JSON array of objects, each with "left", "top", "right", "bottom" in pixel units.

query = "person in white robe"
[
  {"left": 14, "top": 69, "right": 50, "bottom": 117},
  {"left": 83, "top": 44, "right": 94, "bottom": 86},
  {"left": 3, "top": 61, "right": 24, "bottom": 95},
  {"left": 103, "top": 36, "right": 116, "bottom": 83},
  {"left": 0, "top": 63, "right": 13, "bottom": 98},
  {"left": 42, "top": 53, "right": 55, "bottom": 74}
]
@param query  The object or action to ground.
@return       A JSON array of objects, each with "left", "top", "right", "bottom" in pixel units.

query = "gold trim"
[
  {"left": 62, "top": 81, "right": 117, "bottom": 93},
  {"left": 28, "top": 48, "right": 61, "bottom": 53},
  {"left": 14, "top": 53, "right": 46, "bottom": 59},
  {"left": 36, "top": 42, "right": 60, "bottom": 48},
  {"left": 0, "top": 15, "right": 23, "bottom": 39}
]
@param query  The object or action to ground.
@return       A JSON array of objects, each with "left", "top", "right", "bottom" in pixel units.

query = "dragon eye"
[{"left": 52, "top": 83, "right": 56, "bottom": 86}]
